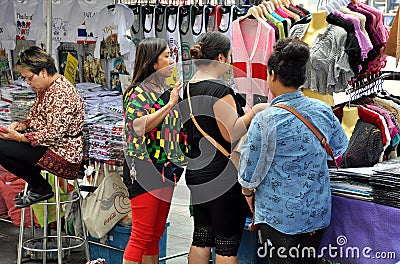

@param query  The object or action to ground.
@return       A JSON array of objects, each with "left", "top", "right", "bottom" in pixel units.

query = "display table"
[{"left": 320, "top": 195, "right": 400, "bottom": 264}]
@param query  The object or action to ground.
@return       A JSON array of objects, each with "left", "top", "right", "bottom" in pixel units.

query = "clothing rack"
[{"left": 346, "top": 72, "right": 393, "bottom": 102}]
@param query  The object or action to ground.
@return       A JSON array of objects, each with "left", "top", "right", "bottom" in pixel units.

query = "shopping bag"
[{"left": 82, "top": 167, "right": 131, "bottom": 238}]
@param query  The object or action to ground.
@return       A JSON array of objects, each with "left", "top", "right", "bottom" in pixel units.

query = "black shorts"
[{"left": 191, "top": 183, "right": 249, "bottom": 256}]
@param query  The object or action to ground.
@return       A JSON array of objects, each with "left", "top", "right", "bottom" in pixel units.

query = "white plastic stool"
[{"left": 16, "top": 171, "right": 90, "bottom": 264}]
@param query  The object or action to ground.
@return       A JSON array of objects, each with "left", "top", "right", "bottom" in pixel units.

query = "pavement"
[{"left": 0, "top": 177, "right": 193, "bottom": 264}]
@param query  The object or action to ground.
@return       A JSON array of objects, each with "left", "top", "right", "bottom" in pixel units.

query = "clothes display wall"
[{"left": 1, "top": 2, "right": 400, "bottom": 264}]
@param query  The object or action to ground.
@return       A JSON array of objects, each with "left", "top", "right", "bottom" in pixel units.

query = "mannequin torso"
[
  {"left": 302, "top": 11, "right": 328, "bottom": 46},
  {"left": 342, "top": 106, "right": 360, "bottom": 139}
]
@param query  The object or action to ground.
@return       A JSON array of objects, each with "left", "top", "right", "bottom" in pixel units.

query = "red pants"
[{"left": 123, "top": 187, "right": 173, "bottom": 262}]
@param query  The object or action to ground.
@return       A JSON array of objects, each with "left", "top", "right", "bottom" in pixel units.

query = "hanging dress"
[
  {"left": 205, "top": 5, "right": 217, "bottom": 32},
  {"left": 130, "top": 5, "right": 144, "bottom": 48},
  {"left": 166, "top": 6, "right": 182, "bottom": 79},
  {"left": 143, "top": 5, "right": 156, "bottom": 39},
  {"left": 192, "top": 5, "right": 206, "bottom": 43},
  {"left": 179, "top": 5, "right": 195, "bottom": 82},
  {"left": 218, "top": 5, "right": 233, "bottom": 41},
  {"left": 155, "top": 5, "right": 167, "bottom": 39}
]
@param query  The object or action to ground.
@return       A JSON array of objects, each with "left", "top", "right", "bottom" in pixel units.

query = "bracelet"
[{"left": 242, "top": 191, "right": 255, "bottom": 197}]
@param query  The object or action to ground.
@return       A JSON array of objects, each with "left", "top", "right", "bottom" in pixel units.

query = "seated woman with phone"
[{"left": 0, "top": 46, "right": 85, "bottom": 208}]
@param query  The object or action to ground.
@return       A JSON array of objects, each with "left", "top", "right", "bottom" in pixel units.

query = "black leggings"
[
  {"left": 257, "top": 224, "right": 324, "bottom": 264},
  {"left": 0, "top": 139, "right": 51, "bottom": 194}
]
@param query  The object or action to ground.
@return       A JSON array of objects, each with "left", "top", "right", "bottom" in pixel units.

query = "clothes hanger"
[
  {"left": 254, "top": 5, "right": 267, "bottom": 20},
  {"left": 238, "top": 6, "right": 262, "bottom": 22},
  {"left": 259, "top": 3, "right": 270, "bottom": 15},
  {"left": 281, "top": 0, "right": 289, "bottom": 8},
  {"left": 266, "top": 1, "right": 276, "bottom": 12},
  {"left": 262, "top": 1, "right": 273, "bottom": 13},
  {"left": 321, "top": 2, "right": 335, "bottom": 13},
  {"left": 270, "top": 0, "right": 280, "bottom": 9}
]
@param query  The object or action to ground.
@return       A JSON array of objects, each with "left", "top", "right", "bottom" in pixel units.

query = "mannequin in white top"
[{"left": 342, "top": 106, "right": 360, "bottom": 139}]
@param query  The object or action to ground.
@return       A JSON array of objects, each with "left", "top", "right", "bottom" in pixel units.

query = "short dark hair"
[
  {"left": 15, "top": 46, "right": 57, "bottom": 75},
  {"left": 131, "top": 38, "right": 169, "bottom": 85},
  {"left": 190, "top": 32, "right": 230, "bottom": 66},
  {"left": 267, "top": 38, "right": 309, "bottom": 88}
]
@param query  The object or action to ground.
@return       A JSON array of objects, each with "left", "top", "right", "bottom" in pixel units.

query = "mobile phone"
[{"left": 0, "top": 126, "right": 8, "bottom": 134}]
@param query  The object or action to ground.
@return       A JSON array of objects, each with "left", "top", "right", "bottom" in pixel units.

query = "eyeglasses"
[{"left": 23, "top": 74, "right": 35, "bottom": 83}]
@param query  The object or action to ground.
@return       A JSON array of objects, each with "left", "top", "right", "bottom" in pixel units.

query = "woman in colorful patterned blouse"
[
  {"left": 122, "top": 38, "right": 188, "bottom": 264},
  {"left": 0, "top": 46, "right": 85, "bottom": 208},
  {"left": 239, "top": 38, "right": 348, "bottom": 264}
]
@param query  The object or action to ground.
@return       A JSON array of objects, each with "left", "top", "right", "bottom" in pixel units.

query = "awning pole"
[{"left": 46, "top": 0, "right": 52, "bottom": 52}]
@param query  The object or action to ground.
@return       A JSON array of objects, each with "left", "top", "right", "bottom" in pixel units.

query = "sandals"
[{"left": 15, "top": 191, "right": 54, "bottom": 208}]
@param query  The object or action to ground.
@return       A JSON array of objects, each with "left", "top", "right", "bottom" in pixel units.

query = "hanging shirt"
[
  {"left": 264, "top": 11, "right": 285, "bottom": 40},
  {"left": 357, "top": 105, "right": 391, "bottom": 162},
  {"left": 327, "top": 13, "right": 362, "bottom": 75},
  {"left": 29, "top": 0, "right": 84, "bottom": 44},
  {"left": 77, "top": 0, "right": 113, "bottom": 44},
  {"left": 218, "top": 5, "right": 233, "bottom": 41},
  {"left": 86, "top": 3, "right": 134, "bottom": 59},
  {"left": 179, "top": 5, "right": 195, "bottom": 83},
  {"left": 155, "top": 5, "right": 167, "bottom": 39},
  {"left": 232, "top": 19, "right": 275, "bottom": 110},
  {"left": 130, "top": 5, "right": 144, "bottom": 48},
  {"left": 205, "top": 5, "right": 217, "bottom": 32},
  {"left": 166, "top": 6, "right": 182, "bottom": 79},
  {"left": 143, "top": 5, "right": 156, "bottom": 39},
  {"left": 358, "top": 3, "right": 389, "bottom": 45},
  {"left": 333, "top": 10, "right": 373, "bottom": 61},
  {"left": 271, "top": 11, "right": 289, "bottom": 36},
  {"left": 0, "top": 0, "right": 16, "bottom": 50},
  {"left": 28, "top": 0, "right": 84, "bottom": 67},
  {"left": 15, "top": 0, "right": 39, "bottom": 41},
  {"left": 192, "top": 6, "right": 206, "bottom": 43},
  {"left": 366, "top": 103, "right": 400, "bottom": 144}
]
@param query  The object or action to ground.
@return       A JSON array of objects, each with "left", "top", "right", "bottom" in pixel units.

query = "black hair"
[
  {"left": 190, "top": 32, "right": 231, "bottom": 66},
  {"left": 267, "top": 38, "right": 309, "bottom": 88},
  {"left": 15, "top": 46, "right": 57, "bottom": 75}
]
